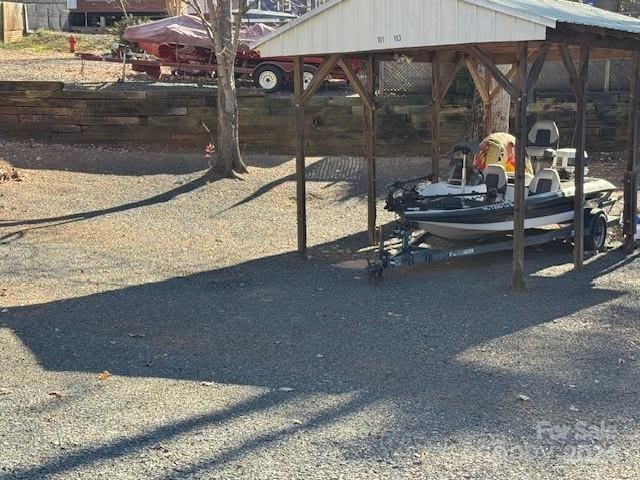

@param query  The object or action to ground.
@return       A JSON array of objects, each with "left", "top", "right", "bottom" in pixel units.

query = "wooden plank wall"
[
  {"left": 0, "top": 2, "right": 24, "bottom": 43},
  {"left": 0, "top": 81, "right": 632, "bottom": 156}
]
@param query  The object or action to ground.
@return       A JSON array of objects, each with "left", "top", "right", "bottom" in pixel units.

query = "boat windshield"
[{"left": 446, "top": 159, "right": 484, "bottom": 186}]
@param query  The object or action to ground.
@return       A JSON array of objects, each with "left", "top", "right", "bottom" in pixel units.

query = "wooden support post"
[
  {"left": 623, "top": 51, "right": 640, "bottom": 253},
  {"left": 293, "top": 56, "right": 307, "bottom": 257},
  {"left": 365, "top": 53, "right": 377, "bottom": 245},
  {"left": 483, "top": 69, "right": 493, "bottom": 138},
  {"left": 512, "top": 43, "right": 529, "bottom": 292},
  {"left": 431, "top": 53, "right": 441, "bottom": 181},
  {"left": 574, "top": 46, "right": 589, "bottom": 269}
]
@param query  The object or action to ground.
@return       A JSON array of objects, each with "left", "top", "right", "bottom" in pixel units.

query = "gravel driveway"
[{"left": 1, "top": 139, "right": 639, "bottom": 479}]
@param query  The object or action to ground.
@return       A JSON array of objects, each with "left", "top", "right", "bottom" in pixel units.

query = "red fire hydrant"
[{"left": 68, "top": 35, "right": 77, "bottom": 53}]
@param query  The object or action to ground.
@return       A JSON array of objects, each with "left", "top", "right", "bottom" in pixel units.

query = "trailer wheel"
[
  {"left": 254, "top": 65, "right": 284, "bottom": 93},
  {"left": 585, "top": 212, "right": 607, "bottom": 252},
  {"left": 145, "top": 66, "right": 161, "bottom": 81},
  {"left": 303, "top": 66, "right": 317, "bottom": 90}
]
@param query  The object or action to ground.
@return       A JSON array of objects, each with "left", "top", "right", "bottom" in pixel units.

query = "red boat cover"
[{"left": 123, "top": 15, "right": 274, "bottom": 50}]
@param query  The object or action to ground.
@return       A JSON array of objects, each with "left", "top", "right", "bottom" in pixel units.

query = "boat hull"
[{"left": 400, "top": 178, "right": 615, "bottom": 240}]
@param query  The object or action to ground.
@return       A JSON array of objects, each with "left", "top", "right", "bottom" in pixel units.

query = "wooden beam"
[
  {"left": 293, "top": 56, "right": 307, "bottom": 257},
  {"left": 573, "top": 46, "right": 589, "bottom": 270},
  {"left": 337, "top": 58, "right": 373, "bottom": 110},
  {"left": 432, "top": 53, "right": 441, "bottom": 182},
  {"left": 559, "top": 45, "right": 583, "bottom": 102},
  {"left": 365, "top": 53, "right": 377, "bottom": 245},
  {"left": 300, "top": 54, "right": 341, "bottom": 105},
  {"left": 624, "top": 51, "right": 640, "bottom": 253},
  {"left": 438, "top": 53, "right": 463, "bottom": 103},
  {"left": 465, "top": 45, "right": 516, "bottom": 97},
  {"left": 489, "top": 49, "right": 537, "bottom": 101},
  {"left": 526, "top": 43, "right": 551, "bottom": 93},
  {"left": 483, "top": 68, "right": 493, "bottom": 138},
  {"left": 512, "top": 42, "right": 529, "bottom": 292},
  {"left": 464, "top": 57, "right": 490, "bottom": 104}
]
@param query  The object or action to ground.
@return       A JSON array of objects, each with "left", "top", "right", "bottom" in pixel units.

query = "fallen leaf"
[
  {"left": 0, "top": 388, "right": 13, "bottom": 395},
  {"left": 516, "top": 394, "right": 530, "bottom": 402},
  {"left": 97, "top": 370, "right": 112, "bottom": 381},
  {"left": 48, "top": 391, "right": 64, "bottom": 399}
]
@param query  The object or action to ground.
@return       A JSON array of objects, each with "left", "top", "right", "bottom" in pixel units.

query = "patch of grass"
[{"left": 0, "top": 30, "right": 116, "bottom": 54}]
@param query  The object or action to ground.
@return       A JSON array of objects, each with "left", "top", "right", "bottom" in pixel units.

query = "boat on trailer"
[
  {"left": 370, "top": 129, "right": 618, "bottom": 279},
  {"left": 392, "top": 167, "right": 616, "bottom": 241}
]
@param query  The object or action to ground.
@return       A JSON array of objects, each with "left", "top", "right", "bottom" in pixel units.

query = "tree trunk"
[
  {"left": 490, "top": 67, "right": 511, "bottom": 133},
  {"left": 207, "top": 0, "right": 248, "bottom": 177},
  {"left": 471, "top": 65, "right": 512, "bottom": 141}
]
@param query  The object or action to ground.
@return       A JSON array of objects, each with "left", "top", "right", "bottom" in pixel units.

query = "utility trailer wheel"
[
  {"left": 302, "top": 66, "right": 317, "bottom": 90},
  {"left": 585, "top": 212, "right": 608, "bottom": 252},
  {"left": 254, "top": 65, "right": 284, "bottom": 93}
]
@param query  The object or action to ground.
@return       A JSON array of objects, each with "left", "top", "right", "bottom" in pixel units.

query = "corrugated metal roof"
[{"left": 484, "top": 0, "right": 640, "bottom": 34}]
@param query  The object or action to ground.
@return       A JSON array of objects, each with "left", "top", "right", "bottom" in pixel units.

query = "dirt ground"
[{"left": 1, "top": 138, "right": 640, "bottom": 479}]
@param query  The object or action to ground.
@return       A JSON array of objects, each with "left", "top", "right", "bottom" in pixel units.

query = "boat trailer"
[{"left": 367, "top": 204, "right": 615, "bottom": 281}]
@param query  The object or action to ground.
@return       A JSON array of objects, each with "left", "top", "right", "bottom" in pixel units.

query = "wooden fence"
[
  {"left": 0, "top": 81, "right": 633, "bottom": 155},
  {"left": 0, "top": 2, "right": 23, "bottom": 43}
]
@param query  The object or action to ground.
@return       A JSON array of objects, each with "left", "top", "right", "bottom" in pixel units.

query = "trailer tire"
[
  {"left": 585, "top": 212, "right": 607, "bottom": 252},
  {"left": 254, "top": 65, "right": 284, "bottom": 93},
  {"left": 303, "top": 65, "right": 317, "bottom": 90}
]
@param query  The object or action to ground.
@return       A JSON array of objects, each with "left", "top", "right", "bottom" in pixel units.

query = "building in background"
[
  {"left": 68, "top": 0, "right": 166, "bottom": 30},
  {"left": 7, "top": 0, "right": 69, "bottom": 31},
  {"left": 250, "top": 0, "right": 328, "bottom": 15},
  {"left": 67, "top": 0, "right": 324, "bottom": 32}
]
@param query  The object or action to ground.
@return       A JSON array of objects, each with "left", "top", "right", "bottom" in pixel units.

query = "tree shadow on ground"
[
  {"left": 0, "top": 171, "right": 215, "bottom": 235},
  {"left": 3, "top": 231, "right": 638, "bottom": 478},
  {"left": 213, "top": 156, "right": 432, "bottom": 216},
  {"left": 1, "top": 156, "right": 400, "bottom": 236}
]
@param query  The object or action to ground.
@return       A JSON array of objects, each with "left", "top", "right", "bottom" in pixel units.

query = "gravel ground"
[
  {"left": 0, "top": 50, "right": 153, "bottom": 84},
  {"left": 1, "top": 138, "right": 640, "bottom": 479}
]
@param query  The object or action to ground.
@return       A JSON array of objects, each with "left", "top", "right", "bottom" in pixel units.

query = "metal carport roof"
[{"left": 253, "top": 0, "right": 640, "bottom": 57}]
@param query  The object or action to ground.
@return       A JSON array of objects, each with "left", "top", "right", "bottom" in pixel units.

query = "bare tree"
[
  {"left": 165, "top": 0, "right": 185, "bottom": 16},
  {"left": 186, "top": 0, "right": 250, "bottom": 177}
]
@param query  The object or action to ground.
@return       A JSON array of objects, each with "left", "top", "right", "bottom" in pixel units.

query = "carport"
[{"left": 253, "top": 0, "right": 640, "bottom": 290}]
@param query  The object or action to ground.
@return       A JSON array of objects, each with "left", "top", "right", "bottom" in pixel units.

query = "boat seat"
[
  {"left": 483, "top": 164, "right": 508, "bottom": 196},
  {"left": 529, "top": 168, "right": 562, "bottom": 195},
  {"left": 527, "top": 120, "right": 559, "bottom": 148}
]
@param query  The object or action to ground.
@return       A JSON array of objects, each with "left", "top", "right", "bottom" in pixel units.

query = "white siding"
[{"left": 256, "top": 0, "right": 553, "bottom": 57}]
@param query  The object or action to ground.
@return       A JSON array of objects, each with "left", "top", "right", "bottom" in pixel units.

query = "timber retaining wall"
[{"left": 0, "top": 81, "right": 632, "bottom": 155}]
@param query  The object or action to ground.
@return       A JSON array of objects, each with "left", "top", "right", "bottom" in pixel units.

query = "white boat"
[{"left": 387, "top": 164, "right": 616, "bottom": 242}]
